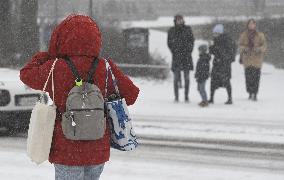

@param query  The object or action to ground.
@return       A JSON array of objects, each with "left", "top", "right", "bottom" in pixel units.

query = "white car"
[{"left": 0, "top": 68, "right": 48, "bottom": 134}]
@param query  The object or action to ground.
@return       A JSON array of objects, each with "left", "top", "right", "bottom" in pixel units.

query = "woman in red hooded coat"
[{"left": 20, "top": 14, "right": 139, "bottom": 180}]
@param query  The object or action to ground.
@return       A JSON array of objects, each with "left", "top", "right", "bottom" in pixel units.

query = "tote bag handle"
[
  {"left": 40, "top": 59, "right": 58, "bottom": 103},
  {"left": 104, "top": 59, "right": 120, "bottom": 98}
]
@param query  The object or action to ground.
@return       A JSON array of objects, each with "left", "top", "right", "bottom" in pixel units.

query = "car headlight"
[{"left": 0, "top": 89, "right": 11, "bottom": 106}]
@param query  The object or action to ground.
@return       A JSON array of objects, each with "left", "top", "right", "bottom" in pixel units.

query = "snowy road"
[
  {"left": 133, "top": 116, "right": 284, "bottom": 173},
  {"left": 133, "top": 115, "right": 284, "bottom": 145},
  {"left": 134, "top": 115, "right": 284, "bottom": 127},
  {"left": 0, "top": 134, "right": 283, "bottom": 180},
  {"left": 139, "top": 137, "right": 284, "bottom": 170}
]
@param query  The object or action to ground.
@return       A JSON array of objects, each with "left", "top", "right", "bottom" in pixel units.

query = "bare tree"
[
  {"left": 0, "top": 0, "right": 13, "bottom": 66},
  {"left": 18, "top": 0, "right": 39, "bottom": 66}
]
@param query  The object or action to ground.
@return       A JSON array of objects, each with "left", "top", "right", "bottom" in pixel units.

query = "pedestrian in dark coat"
[
  {"left": 20, "top": 14, "right": 139, "bottom": 180},
  {"left": 167, "top": 14, "right": 195, "bottom": 102},
  {"left": 195, "top": 45, "right": 211, "bottom": 107},
  {"left": 209, "top": 24, "right": 236, "bottom": 104}
]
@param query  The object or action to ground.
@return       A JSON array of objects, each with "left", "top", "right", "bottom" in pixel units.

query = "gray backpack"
[{"left": 61, "top": 57, "right": 105, "bottom": 140}]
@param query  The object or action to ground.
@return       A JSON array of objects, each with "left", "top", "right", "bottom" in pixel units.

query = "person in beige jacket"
[{"left": 239, "top": 19, "right": 267, "bottom": 101}]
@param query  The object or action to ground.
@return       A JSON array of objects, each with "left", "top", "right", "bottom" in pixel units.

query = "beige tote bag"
[{"left": 27, "top": 59, "right": 58, "bottom": 165}]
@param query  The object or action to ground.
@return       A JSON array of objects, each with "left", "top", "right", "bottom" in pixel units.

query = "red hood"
[{"left": 48, "top": 14, "right": 102, "bottom": 58}]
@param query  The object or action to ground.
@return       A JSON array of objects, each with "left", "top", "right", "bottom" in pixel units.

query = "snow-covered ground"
[
  {"left": 130, "top": 29, "right": 284, "bottom": 144},
  {"left": 1, "top": 137, "right": 283, "bottom": 180},
  {"left": 1, "top": 151, "right": 283, "bottom": 180}
]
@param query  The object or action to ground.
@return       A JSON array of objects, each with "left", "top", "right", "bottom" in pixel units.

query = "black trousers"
[
  {"left": 173, "top": 70, "right": 189, "bottom": 100},
  {"left": 245, "top": 67, "right": 261, "bottom": 95}
]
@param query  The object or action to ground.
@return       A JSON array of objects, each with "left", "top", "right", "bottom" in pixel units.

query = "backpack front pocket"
[{"left": 61, "top": 109, "right": 105, "bottom": 141}]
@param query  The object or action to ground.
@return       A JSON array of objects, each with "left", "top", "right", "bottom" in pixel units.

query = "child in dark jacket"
[{"left": 195, "top": 45, "right": 211, "bottom": 107}]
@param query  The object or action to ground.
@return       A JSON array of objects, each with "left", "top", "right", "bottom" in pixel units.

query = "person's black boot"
[
  {"left": 252, "top": 94, "right": 257, "bottom": 101},
  {"left": 225, "top": 83, "right": 232, "bottom": 105},
  {"left": 174, "top": 97, "right": 179, "bottom": 103},
  {"left": 249, "top": 93, "right": 253, "bottom": 100},
  {"left": 225, "top": 98, "right": 233, "bottom": 105},
  {"left": 209, "top": 88, "right": 215, "bottom": 104},
  {"left": 185, "top": 97, "right": 189, "bottom": 103}
]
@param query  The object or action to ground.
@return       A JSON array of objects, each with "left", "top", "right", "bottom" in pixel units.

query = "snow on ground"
[
  {"left": 129, "top": 29, "right": 284, "bottom": 144},
  {"left": 0, "top": 140, "right": 283, "bottom": 180}
]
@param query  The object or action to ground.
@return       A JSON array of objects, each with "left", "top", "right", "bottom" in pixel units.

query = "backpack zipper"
[
  {"left": 69, "top": 90, "right": 100, "bottom": 97},
  {"left": 69, "top": 108, "right": 104, "bottom": 111},
  {"left": 70, "top": 112, "right": 76, "bottom": 137}
]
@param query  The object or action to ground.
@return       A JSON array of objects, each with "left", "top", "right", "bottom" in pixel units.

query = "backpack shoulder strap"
[
  {"left": 86, "top": 57, "right": 100, "bottom": 84},
  {"left": 64, "top": 56, "right": 82, "bottom": 81}
]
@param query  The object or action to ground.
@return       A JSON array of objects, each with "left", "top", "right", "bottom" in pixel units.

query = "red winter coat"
[{"left": 20, "top": 15, "right": 139, "bottom": 166}]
